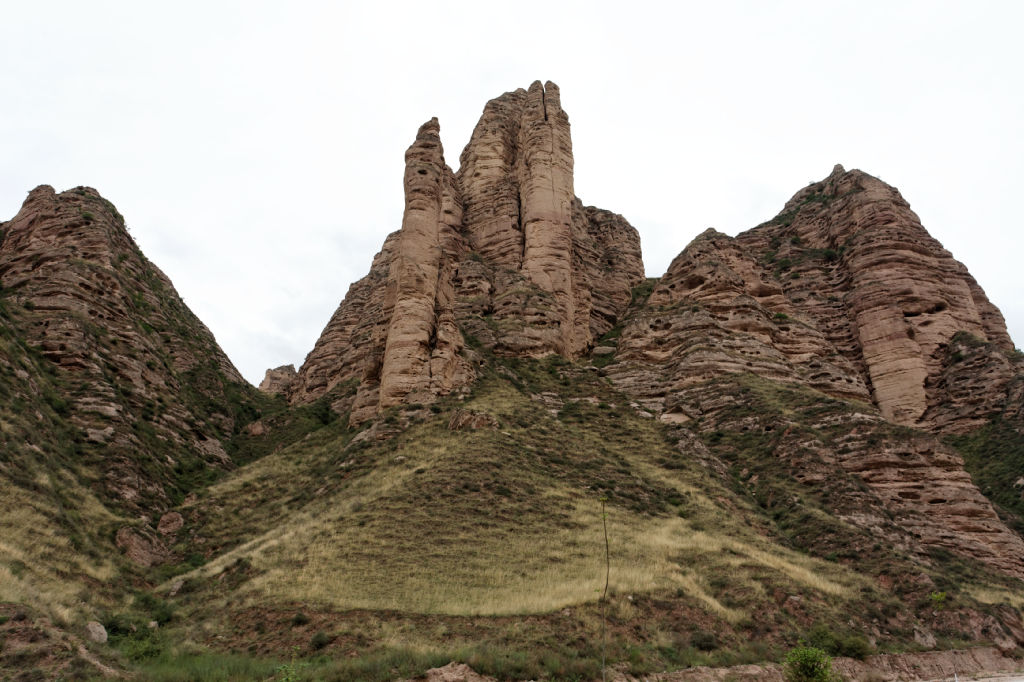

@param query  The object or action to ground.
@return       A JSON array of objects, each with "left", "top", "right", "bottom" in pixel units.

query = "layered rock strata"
[
  {"left": 604, "top": 164, "right": 1024, "bottom": 576},
  {"left": 0, "top": 185, "right": 251, "bottom": 506},
  {"left": 670, "top": 376, "right": 1024, "bottom": 579},
  {"left": 608, "top": 165, "right": 1018, "bottom": 434},
  {"left": 290, "top": 82, "right": 644, "bottom": 421},
  {"left": 258, "top": 364, "right": 297, "bottom": 395}
]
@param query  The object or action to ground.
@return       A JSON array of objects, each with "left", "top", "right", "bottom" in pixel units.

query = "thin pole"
[{"left": 601, "top": 497, "right": 610, "bottom": 682}]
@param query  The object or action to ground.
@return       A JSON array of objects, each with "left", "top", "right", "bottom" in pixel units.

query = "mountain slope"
[
  {"left": 286, "top": 82, "right": 645, "bottom": 425},
  {"left": 0, "top": 186, "right": 273, "bottom": 676},
  {"left": 2, "top": 84, "right": 1023, "bottom": 681}
]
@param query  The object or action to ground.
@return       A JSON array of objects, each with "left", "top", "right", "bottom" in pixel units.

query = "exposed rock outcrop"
[
  {"left": 292, "top": 82, "right": 644, "bottom": 422},
  {"left": 604, "top": 164, "right": 1024, "bottom": 578},
  {"left": 258, "top": 364, "right": 297, "bottom": 395},
  {"left": 737, "top": 165, "right": 1016, "bottom": 430},
  {"left": 0, "top": 185, "right": 254, "bottom": 507},
  {"left": 608, "top": 165, "right": 1019, "bottom": 434}
]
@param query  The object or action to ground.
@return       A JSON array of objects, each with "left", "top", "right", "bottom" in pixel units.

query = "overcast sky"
[{"left": 3, "top": 1, "right": 1021, "bottom": 384}]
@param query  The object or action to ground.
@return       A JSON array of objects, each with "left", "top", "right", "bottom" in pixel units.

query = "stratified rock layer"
[
  {"left": 291, "top": 82, "right": 644, "bottom": 421},
  {"left": 258, "top": 364, "right": 297, "bottom": 395},
  {"left": 609, "top": 165, "right": 1017, "bottom": 433},
  {"left": 0, "top": 185, "right": 251, "bottom": 506},
  {"left": 605, "top": 164, "right": 1024, "bottom": 577}
]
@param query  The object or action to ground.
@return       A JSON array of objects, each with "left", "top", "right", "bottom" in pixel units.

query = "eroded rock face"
[
  {"left": 609, "top": 165, "right": 1018, "bottom": 434},
  {"left": 377, "top": 118, "right": 472, "bottom": 413},
  {"left": 607, "top": 227, "right": 871, "bottom": 419},
  {"left": 0, "top": 186, "right": 252, "bottom": 507},
  {"left": 292, "top": 82, "right": 644, "bottom": 422},
  {"left": 258, "top": 364, "right": 297, "bottom": 395},
  {"left": 737, "top": 165, "right": 1015, "bottom": 429},
  {"left": 605, "top": 165, "right": 1024, "bottom": 577}
]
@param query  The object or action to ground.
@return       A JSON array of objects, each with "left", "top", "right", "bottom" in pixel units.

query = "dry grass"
[
  {"left": 966, "top": 585, "right": 1024, "bottom": 609},
  {"left": 171, "top": 365, "right": 863, "bottom": 623},
  {"left": 0, "top": 476, "right": 120, "bottom": 623}
]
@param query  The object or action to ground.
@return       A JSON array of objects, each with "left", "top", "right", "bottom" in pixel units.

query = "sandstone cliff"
[
  {"left": 258, "top": 364, "right": 297, "bottom": 395},
  {"left": 0, "top": 185, "right": 255, "bottom": 507},
  {"left": 603, "top": 164, "right": 1024, "bottom": 578},
  {"left": 288, "top": 82, "right": 645, "bottom": 422},
  {"left": 607, "top": 164, "right": 1018, "bottom": 433}
]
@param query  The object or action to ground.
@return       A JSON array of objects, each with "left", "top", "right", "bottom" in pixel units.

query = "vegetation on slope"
[{"left": 69, "top": 348, "right": 1018, "bottom": 681}]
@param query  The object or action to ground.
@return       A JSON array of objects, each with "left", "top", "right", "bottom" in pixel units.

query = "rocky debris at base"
[
  {"left": 402, "top": 662, "right": 499, "bottom": 682},
  {"left": 85, "top": 620, "right": 107, "bottom": 643},
  {"left": 398, "top": 648, "right": 1023, "bottom": 682},
  {"left": 609, "top": 646, "right": 1023, "bottom": 681}
]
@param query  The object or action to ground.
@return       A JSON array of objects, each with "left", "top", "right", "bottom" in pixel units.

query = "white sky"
[{"left": 2, "top": 1, "right": 1021, "bottom": 384}]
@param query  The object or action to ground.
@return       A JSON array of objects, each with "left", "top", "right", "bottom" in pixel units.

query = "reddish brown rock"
[
  {"left": 609, "top": 165, "right": 1019, "bottom": 434},
  {"left": 734, "top": 165, "right": 1016, "bottom": 430},
  {"left": 290, "top": 120, "right": 475, "bottom": 422},
  {"left": 377, "top": 118, "right": 472, "bottom": 414},
  {"left": 605, "top": 165, "right": 1024, "bottom": 577},
  {"left": 258, "top": 364, "right": 297, "bottom": 395},
  {"left": 292, "top": 83, "right": 643, "bottom": 422},
  {"left": 447, "top": 409, "right": 498, "bottom": 431},
  {"left": 0, "top": 185, "right": 252, "bottom": 507},
  {"left": 607, "top": 227, "right": 871, "bottom": 418},
  {"left": 115, "top": 526, "right": 171, "bottom": 568},
  {"left": 157, "top": 511, "right": 184, "bottom": 535},
  {"left": 455, "top": 82, "right": 644, "bottom": 357}
]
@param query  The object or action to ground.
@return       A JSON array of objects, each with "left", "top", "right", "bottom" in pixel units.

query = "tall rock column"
[
  {"left": 291, "top": 82, "right": 643, "bottom": 421},
  {"left": 378, "top": 118, "right": 450, "bottom": 409},
  {"left": 517, "top": 81, "right": 578, "bottom": 354}
]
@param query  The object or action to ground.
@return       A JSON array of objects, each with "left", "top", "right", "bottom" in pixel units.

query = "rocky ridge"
[
  {"left": 3, "top": 81, "right": 1024, "bottom": 679},
  {"left": 288, "top": 81, "right": 644, "bottom": 422},
  {"left": 272, "top": 84, "right": 1024, "bottom": 577},
  {"left": 607, "top": 164, "right": 1016, "bottom": 434},
  {"left": 601, "top": 164, "right": 1024, "bottom": 577},
  {"left": 0, "top": 185, "right": 255, "bottom": 507}
]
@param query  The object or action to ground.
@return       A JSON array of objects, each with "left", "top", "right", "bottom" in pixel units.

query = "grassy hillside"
[{"left": 77, "top": 350, "right": 1020, "bottom": 681}]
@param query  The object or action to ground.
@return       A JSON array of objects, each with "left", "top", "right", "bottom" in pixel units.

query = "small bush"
[
  {"left": 805, "top": 623, "right": 871, "bottom": 660},
  {"left": 291, "top": 611, "right": 310, "bottom": 627},
  {"left": 783, "top": 646, "right": 834, "bottom": 682},
  {"left": 691, "top": 630, "right": 719, "bottom": 651},
  {"left": 311, "top": 630, "right": 332, "bottom": 650},
  {"left": 135, "top": 592, "right": 174, "bottom": 625}
]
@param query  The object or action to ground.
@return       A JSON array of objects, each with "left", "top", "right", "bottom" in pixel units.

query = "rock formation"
[
  {"left": 5, "top": 83, "right": 1024, "bottom": 675},
  {"left": 258, "top": 364, "right": 297, "bottom": 395},
  {"left": 0, "top": 185, "right": 254, "bottom": 507},
  {"left": 608, "top": 164, "right": 1018, "bottom": 434},
  {"left": 603, "top": 163, "right": 1024, "bottom": 577},
  {"left": 288, "top": 82, "right": 644, "bottom": 422}
]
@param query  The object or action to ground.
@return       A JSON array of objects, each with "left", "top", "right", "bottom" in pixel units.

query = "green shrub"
[
  {"left": 291, "top": 611, "right": 310, "bottom": 627},
  {"left": 805, "top": 624, "right": 871, "bottom": 660},
  {"left": 311, "top": 630, "right": 332, "bottom": 650},
  {"left": 135, "top": 592, "right": 174, "bottom": 625},
  {"left": 691, "top": 630, "right": 719, "bottom": 651},
  {"left": 783, "top": 646, "right": 835, "bottom": 682}
]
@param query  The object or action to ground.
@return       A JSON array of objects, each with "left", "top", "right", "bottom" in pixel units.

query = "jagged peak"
[{"left": 695, "top": 227, "right": 730, "bottom": 241}]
